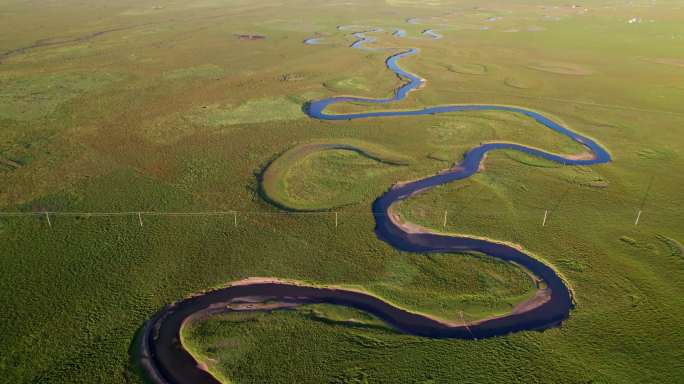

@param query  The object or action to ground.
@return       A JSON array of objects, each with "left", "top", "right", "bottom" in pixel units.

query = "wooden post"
[
  {"left": 138, "top": 212, "right": 143, "bottom": 227},
  {"left": 634, "top": 210, "right": 642, "bottom": 226},
  {"left": 335, "top": 212, "right": 338, "bottom": 228},
  {"left": 45, "top": 212, "right": 51, "bottom": 228},
  {"left": 234, "top": 212, "right": 238, "bottom": 227},
  {"left": 459, "top": 311, "right": 474, "bottom": 339},
  {"left": 443, "top": 210, "right": 448, "bottom": 228},
  {"left": 542, "top": 210, "right": 548, "bottom": 227}
]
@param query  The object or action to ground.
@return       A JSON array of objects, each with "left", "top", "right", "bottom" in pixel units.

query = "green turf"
[
  {"left": 162, "top": 64, "right": 226, "bottom": 80},
  {"left": 1, "top": 0, "right": 684, "bottom": 383},
  {"left": 0, "top": 72, "right": 122, "bottom": 120},
  {"left": 359, "top": 252, "right": 537, "bottom": 321},
  {"left": 261, "top": 139, "right": 414, "bottom": 210},
  {"left": 324, "top": 77, "right": 373, "bottom": 93},
  {"left": 187, "top": 97, "right": 305, "bottom": 127}
]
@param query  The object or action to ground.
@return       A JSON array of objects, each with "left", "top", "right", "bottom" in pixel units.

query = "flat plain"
[{"left": 1, "top": 0, "right": 683, "bottom": 383}]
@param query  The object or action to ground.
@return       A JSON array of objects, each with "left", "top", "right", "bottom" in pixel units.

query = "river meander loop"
[{"left": 138, "top": 26, "right": 612, "bottom": 384}]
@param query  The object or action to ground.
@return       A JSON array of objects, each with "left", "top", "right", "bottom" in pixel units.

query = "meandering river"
[{"left": 139, "top": 26, "right": 611, "bottom": 384}]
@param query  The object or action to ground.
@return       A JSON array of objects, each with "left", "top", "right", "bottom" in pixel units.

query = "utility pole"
[
  {"left": 459, "top": 311, "right": 475, "bottom": 339},
  {"left": 138, "top": 212, "right": 143, "bottom": 227},
  {"left": 45, "top": 212, "right": 51, "bottom": 228},
  {"left": 443, "top": 210, "right": 448, "bottom": 228},
  {"left": 636, "top": 176, "right": 654, "bottom": 227},
  {"left": 542, "top": 210, "right": 548, "bottom": 227}
]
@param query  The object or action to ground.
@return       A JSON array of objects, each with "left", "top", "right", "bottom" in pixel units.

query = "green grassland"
[
  {"left": 1, "top": 0, "right": 684, "bottom": 383},
  {"left": 261, "top": 139, "right": 414, "bottom": 210}
]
